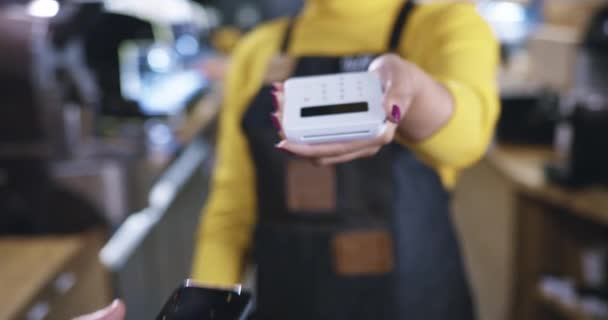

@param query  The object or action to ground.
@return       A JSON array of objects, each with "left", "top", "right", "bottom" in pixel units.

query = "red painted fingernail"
[
  {"left": 270, "top": 113, "right": 281, "bottom": 131},
  {"left": 391, "top": 105, "right": 401, "bottom": 123},
  {"left": 271, "top": 93, "right": 279, "bottom": 111}
]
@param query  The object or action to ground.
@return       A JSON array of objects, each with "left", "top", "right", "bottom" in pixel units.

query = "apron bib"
[{"left": 241, "top": 2, "right": 475, "bottom": 319}]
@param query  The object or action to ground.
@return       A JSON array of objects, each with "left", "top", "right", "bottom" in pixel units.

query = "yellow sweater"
[{"left": 192, "top": 0, "right": 499, "bottom": 285}]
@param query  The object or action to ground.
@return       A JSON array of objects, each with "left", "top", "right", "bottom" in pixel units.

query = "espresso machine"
[
  {"left": 0, "top": 0, "right": 211, "bottom": 235},
  {"left": 0, "top": 1, "right": 108, "bottom": 234},
  {"left": 546, "top": 5, "right": 608, "bottom": 188}
]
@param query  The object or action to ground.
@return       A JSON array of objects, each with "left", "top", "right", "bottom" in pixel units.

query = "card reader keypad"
[{"left": 299, "top": 76, "right": 367, "bottom": 106}]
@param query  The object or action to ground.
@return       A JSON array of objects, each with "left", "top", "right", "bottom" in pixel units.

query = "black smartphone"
[{"left": 155, "top": 280, "right": 252, "bottom": 320}]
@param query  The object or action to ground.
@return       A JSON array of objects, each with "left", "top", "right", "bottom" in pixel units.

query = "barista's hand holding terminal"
[
  {"left": 193, "top": 1, "right": 499, "bottom": 319},
  {"left": 273, "top": 53, "right": 456, "bottom": 165}
]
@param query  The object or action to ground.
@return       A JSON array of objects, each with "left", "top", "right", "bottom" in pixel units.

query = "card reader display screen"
[{"left": 301, "top": 102, "right": 368, "bottom": 117}]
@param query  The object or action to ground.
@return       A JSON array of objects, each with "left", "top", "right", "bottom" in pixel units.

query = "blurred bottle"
[
  {"left": 547, "top": 96, "right": 608, "bottom": 187},
  {"left": 579, "top": 245, "right": 608, "bottom": 318},
  {"left": 581, "top": 246, "right": 607, "bottom": 293},
  {"left": 546, "top": 5, "right": 608, "bottom": 187},
  {"left": 574, "top": 5, "right": 608, "bottom": 98}
]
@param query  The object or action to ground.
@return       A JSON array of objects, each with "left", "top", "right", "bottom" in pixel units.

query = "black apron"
[{"left": 241, "top": 2, "right": 475, "bottom": 319}]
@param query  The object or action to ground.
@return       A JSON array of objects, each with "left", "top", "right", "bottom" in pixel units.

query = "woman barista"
[{"left": 192, "top": 0, "right": 499, "bottom": 319}]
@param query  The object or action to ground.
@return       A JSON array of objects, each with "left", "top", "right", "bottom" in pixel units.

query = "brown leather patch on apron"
[
  {"left": 286, "top": 160, "right": 336, "bottom": 212},
  {"left": 263, "top": 54, "right": 296, "bottom": 84},
  {"left": 332, "top": 230, "right": 394, "bottom": 276}
]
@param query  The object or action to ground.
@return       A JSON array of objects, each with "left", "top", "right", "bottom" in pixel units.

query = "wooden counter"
[
  {"left": 487, "top": 144, "right": 608, "bottom": 226},
  {"left": 487, "top": 145, "right": 608, "bottom": 320},
  {"left": 0, "top": 231, "right": 110, "bottom": 320}
]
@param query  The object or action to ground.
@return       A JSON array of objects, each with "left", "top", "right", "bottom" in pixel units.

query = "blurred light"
[
  {"left": 484, "top": 1, "right": 525, "bottom": 23},
  {"left": 148, "top": 122, "right": 172, "bottom": 146},
  {"left": 139, "top": 70, "right": 205, "bottom": 114},
  {"left": 147, "top": 47, "right": 172, "bottom": 72},
  {"left": 479, "top": 1, "right": 528, "bottom": 45},
  {"left": 175, "top": 35, "right": 199, "bottom": 56},
  {"left": 105, "top": 0, "right": 194, "bottom": 25},
  {"left": 27, "top": 0, "right": 60, "bottom": 18}
]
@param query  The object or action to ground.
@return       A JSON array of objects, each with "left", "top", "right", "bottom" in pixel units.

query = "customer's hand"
[
  {"left": 72, "top": 300, "right": 126, "bottom": 320},
  {"left": 271, "top": 53, "right": 451, "bottom": 166}
]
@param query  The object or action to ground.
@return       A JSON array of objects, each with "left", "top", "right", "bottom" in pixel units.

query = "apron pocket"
[{"left": 331, "top": 229, "right": 394, "bottom": 276}]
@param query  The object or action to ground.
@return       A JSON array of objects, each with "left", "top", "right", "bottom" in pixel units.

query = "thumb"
[
  {"left": 369, "top": 54, "right": 414, "bottom": 124},
  {"left": 368, "top": 54, "right": 397, "bottom": 92},
  {"left": 73, "top": 300, "right": 126, "bottom": 320}
]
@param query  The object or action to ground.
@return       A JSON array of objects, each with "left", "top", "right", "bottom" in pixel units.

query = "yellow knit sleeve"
[
  {"left": 407, "top": 3, "right": 500, "bottom": 172},
  {"left": 190, "top": 52, "right": 255, "bottom": 285},
  {"left": 191, "top": 20, "right": 287, "bottom": 285}
]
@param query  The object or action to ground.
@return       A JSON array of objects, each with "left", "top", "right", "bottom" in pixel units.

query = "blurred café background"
[{"left": 1, "top": 0, "right": 608, "bottom": 319}]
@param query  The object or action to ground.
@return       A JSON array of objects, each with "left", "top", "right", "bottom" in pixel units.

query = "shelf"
[{"left": 487, "top": 144, "right": 608, "bottom": 226}]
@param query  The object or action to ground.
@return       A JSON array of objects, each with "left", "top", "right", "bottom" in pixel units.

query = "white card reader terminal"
[{"left": 282, "top": 72, "right": 386, "bottom": 144}]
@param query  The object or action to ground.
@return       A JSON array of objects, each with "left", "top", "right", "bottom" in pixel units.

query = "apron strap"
[
  {"left": 280, "top": 0, "right": 417, "bottom": 54},
  {"left": 388, "top": 0, "right": 417, "bottom": 52},
  {"left": 280, "top": 18, "right": 295, "bottom": 54}
]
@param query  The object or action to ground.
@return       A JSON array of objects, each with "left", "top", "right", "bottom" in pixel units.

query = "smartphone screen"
[{"left": 156, "top": 280, "right": 252, "bottom": 320}]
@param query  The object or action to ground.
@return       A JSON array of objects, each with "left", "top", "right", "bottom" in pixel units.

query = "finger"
[
  {"left": 270, "top": 82, "right": 285, "bottom": 113},
  {"left": 277, "top": 138, "right": 379, "bottom": 158},
  {"left": 369, "top": 54, "right": 416, "bottom": 124},
  {"left": 270, "top": 86, "right": 283, "bottom": 113},
  {"left": 383, "top": 95, "right": 413, "bottom": 124},
  {"left": 379, "top": 78, "right": 410, "bottom": 125},
  {"left": 379, "top": 121, "right": 398, "bottom": 145},
  {"left": 275, "top": 89, "right": 285, "bottom": 115},
  {"left": 368, "top": 54, "right": 399, "bottom": 92},
  {"left": 270, "top": 86, "right": 286, "bottom": 118},
  {"left": 73, "top": 300, "right": 126, "bottom": 320},
  {"left": 270, "top": 88, "right": 287, "bottom": 140},
  {"left": 271, "top": 82, "right": 285, "bottom": 92},
  {"left": 314, "top": 124, "right": 397, "bottom": 165},
  {"left": 316, "top": 146, "right": 382, "bottom": 166},
  {"left": 277, "top": 122, "right": 397, "bottom": 158},
  {"left": 270, "top": 112, "right": 286, "bottom": 140},
  {"left": 370, "top": 60, "right": 402, "bottom": 124}
]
